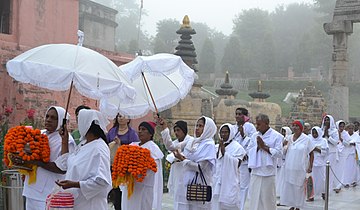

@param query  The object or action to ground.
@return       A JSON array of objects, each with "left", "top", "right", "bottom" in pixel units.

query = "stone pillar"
[{"left": 324, "top": 20, "right": 353, "bottom": 121}]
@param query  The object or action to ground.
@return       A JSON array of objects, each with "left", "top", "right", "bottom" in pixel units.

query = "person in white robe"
[
  {"left": 309, "top": 126, "right": 328, "bottom": 200},
  {"left": 320, "top": 115, "right": 339, "bottom": 192},
  {"left": 19, "top": 106, "right": 75, "bottom": 210},
  {"left": 233, "top": 107, "right": 256, "bottom": 210},
  {"left": 121, "top": 121, "right": 164, "bottom": 210},
  {"left": 247, "top": 114, "right": 283, "bottom": 210},
  {"left": 213, "top": 123, "right": 246, "bottom": 210},
  {"left": 280, "top": 120, "right": 315, "bottom": 210},
  {"left": 276, "top": 127, "right": 292, "bottom": 199},
  {"left": 334, "top": 120, "right": 351, "bottom": 191},
  {"left": 158, "top": 118, "right": 193, "bottom": 210},
  {"left": 55, "top": 109, "right": 112, "bottom": 210},
  {"left": 173, "top": 116, "right": 217, "bottom": 210},
  {"left": 344, "top": 123, "right": 359, "bottom": 187}
]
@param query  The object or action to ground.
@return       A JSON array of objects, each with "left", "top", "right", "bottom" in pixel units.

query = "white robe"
[
  {"left": 23, "top": 131, "right": 75, "bottom": 208},
  {"left": 310, "top": 126, "right": 328, "bottom": 196},
  {"left": 213, "top": 141, "right": 245, "bottom": 210},
  {"left": 55, "top": 139, "right": 112, "bottom": 210},
  {"left": 161, "top": 128, "right": 193, "bottom": 210},
  {"left": 280, "top": 133, "right": 315, "bottom": 208},
  {"left": 121, "top": 141, "right": 164, "bottom": 210},
  {"left": 247, "top": 128, "right": 283, "bottom": 210}
]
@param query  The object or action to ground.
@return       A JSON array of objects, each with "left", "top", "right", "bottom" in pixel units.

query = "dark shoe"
[
  {"left": 321, "top": 193, "right": 325, "bottom": 200},
  {"left": 345, "top": 184, "right": 350, "bottom": 188},
  {"left": 277, "top": 203, "right": 285, "bottom": 206},
  {"left": 289, "top": 208, "right": 295, "bottom": 210},
  {"left": 306, "top": 198, "right": 314, "bottom": 202},
  {"left": 351, "top": 182, "right": 357, "bottom": 187},
  {"left": 334, "top": 188, "right": 341, "bottom": 193}
]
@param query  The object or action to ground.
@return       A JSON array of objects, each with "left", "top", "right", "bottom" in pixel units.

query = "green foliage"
[
  {"left": 199, "top": 38, "right": 216, "bottom": 74},
  {"left": 221, "top": 36, "right": 242, "bottom": 74},
  {"left": 153, "top": 19, "right": 179, "bottom": 53}
]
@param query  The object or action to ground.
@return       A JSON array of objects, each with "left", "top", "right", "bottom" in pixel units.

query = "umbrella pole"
[
  {"left": 62, "top": 80, "right": 74, "bottom": 130},
  {"left": 141, "top": 72, "right": 159, "bottom": 115}
]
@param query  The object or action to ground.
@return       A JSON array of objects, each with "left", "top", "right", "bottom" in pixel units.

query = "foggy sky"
[{"left": 95, "top": 0, "right": 315, "bottom": 35}]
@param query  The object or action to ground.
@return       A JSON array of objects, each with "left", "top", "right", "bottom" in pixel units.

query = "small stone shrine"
[{"left": 289, "top": 81, "right": 326, "bottom": 126}]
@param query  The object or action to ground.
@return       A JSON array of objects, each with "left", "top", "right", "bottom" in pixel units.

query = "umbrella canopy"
[
  {"left": 6, "top": 43, "right": 136, "bottom": 102},
  {"left": 100, "top": 53, "right": 197, "bottom": 119}
]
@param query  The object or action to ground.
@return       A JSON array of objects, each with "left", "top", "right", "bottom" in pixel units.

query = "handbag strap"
[
  {"left": 190, "top": 171, "right": 199, "bottom": 184},
  {"left": 197, "top": 164, "right": 208, "bottom": 186}
]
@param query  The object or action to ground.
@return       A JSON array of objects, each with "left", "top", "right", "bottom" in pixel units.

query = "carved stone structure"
[
  {"left": 79, "top": 0, "right": 118, "bottom": 51},
  {"left": 248, "top": 80, "right": 270, "bottom": 102},
  {"left": 289, "top": 81, "right": 327, "bottom": 126},
  {"left": 324, "top": 0, "right": 360, "bottom": 121},
  {"left": 215, "top": 71, "right": 238, "bottom": 99}
]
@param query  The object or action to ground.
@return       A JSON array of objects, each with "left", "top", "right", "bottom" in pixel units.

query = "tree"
[
  {"left": 199, "top": 38, "right": 216, "bottom": 74},
  {"left": 153, "top": 19, "right": 179, "bottom": 53},
  {"left": 233, "top": 9, "right": 272, "bottom": 75},
  {"left": 112, "top": 0, "right": 151, "bottom": 53},
  {"left": 221, "top": 36, "right": 243, "bottom": 75}
]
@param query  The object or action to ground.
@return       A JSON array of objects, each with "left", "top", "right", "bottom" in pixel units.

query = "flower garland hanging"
[
  {"left": 3, "top": 125, "right": 50, "bottom": 184},
  {"left": 111, "top": 145, "right": 157, "bottom": 199}
]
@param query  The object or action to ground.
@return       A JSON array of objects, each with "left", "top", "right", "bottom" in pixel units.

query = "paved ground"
[{"left": 109, "top": 185, "right": 360, "bottom": 210}]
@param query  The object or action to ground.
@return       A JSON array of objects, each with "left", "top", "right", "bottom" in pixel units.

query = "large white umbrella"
[
  {"left": 6, "top": 43, "right": 136, "bottom": 126},
  {"left": 100, "top": 53, "right": 197, "bottom": 119},
  {"left": 6, "top": 43, "right": 136, "bottom": 101}
]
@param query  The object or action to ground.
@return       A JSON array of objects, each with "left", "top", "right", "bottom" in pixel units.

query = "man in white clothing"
[
  {"left": 233, "top": 107, "right": 256, "bottom": 210},
  {"left": 158, "top": 118, "right": 193, "bottom": 210},
  {"left": 247, "top": 114, "right": 283, "bottom": 210}
]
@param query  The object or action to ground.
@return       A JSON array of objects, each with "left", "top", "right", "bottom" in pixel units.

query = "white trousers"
[{"left": 249, "top": 174, "right": 276, "bottom": 210}]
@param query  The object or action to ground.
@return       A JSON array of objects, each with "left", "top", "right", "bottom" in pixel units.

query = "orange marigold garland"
[
  {"left": 112, "top": 145, "right": 157, "bottom": 199},
  {"left": 3, "top": 126, "right": 51, "bottom": 183}
]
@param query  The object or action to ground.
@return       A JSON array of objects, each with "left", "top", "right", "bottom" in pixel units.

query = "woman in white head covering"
[
  {"left": 320, "top": 114, "right": 339, "bottom": 191},
  {"left": 56, "top": 109, "right": 112, "bottom": 210},
  {"left": 213, "top": 123, "right": 246, "bottom": 210},
  {"left": 310, "top": 126, "right": 329, "bottom": 200},
  {"left": 174, "top": 116, "right": 217, "bottom": 210},
  {"left": 22, "top": 106, "right": 76, "bottom": 210},
  {"left": 334, "top": 120, "right": 352, "bottom": 191}
]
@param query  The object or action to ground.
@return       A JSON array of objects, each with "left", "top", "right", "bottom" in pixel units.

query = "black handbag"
[{"left": 186, "top": 164, "right": 212, "bottom": 203}]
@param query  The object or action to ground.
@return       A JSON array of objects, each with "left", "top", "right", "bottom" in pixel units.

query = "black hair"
[
  {"left": 235, "top": 107, "right": 248, "bottom": 116},
  {"left": 87, "top": 121, "right": 107, "bottom": 143},
  {"left": 75, "top": 105, "right": 91, "bottom": 116},
  {"left": 112, "top": 113, "right": 131, "bottom": 129}
]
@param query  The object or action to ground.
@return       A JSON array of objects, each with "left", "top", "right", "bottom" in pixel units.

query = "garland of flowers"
[
  {"left": 3, "top": 125, "right": 50, "bottom": 166},
  {"left": 112, "top": 145, "right": 157, "bottom": 199}
]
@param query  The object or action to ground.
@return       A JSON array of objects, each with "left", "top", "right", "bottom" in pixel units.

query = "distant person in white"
[
  {"left": 233, "top": 107, "right": 256, "bottom": 210},
  {"left": 309, "top": 126, "right": 329, "bottom": 200},
  {"left": 56, "top": 109, "right": 112, "bottom": 210},
  {"left": 280, "top": 120, "right": 315, "bottom": 210},
  {"left": 213, "top": 123, "right": 246, "bottom": 210},
  {"left": 158, "top": 118, "right": 193, "bottom": 210},
  {"left": 320, "top": 115, "right": 339, "bottom": 191},
  {"left": 247, "top": 114, "right": 283, "bottom": 210}
]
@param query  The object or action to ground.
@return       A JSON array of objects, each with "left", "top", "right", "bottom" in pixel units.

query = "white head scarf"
[
  {"left": 311, "top": 126, "right": 323, "bottom": 141},
  {"left": 78, "top": 109, "right": 109, "bottom": 137},
  {"left": 187, "top": 116, "right": 217, "bottom": 152},
  {"left": 218, "top": 123, "right": 236, "bottom": 143},
  {"left": 45, "top": 106, "right": 70, "bottom": 131},
  {"left": 281, "top": 126, "right": 292, "bottom": 137},
  {"left": 336, "top": 120, "right": 345, "bottom": 130},
  {"left": 321, "top": 115, "right": 337, "bottom": 130}
]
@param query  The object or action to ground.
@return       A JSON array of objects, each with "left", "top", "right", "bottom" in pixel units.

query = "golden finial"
[{"left": 181, "top": 15, "right": 191, "bottom": 28}]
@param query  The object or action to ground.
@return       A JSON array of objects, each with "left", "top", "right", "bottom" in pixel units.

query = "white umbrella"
[
  {"left": 6, "top": 43, "right": 136, "bottom": 101},
  {"left": 100, "top": 53, "right": 197, "bottom": 119},
  {"left": 6, "top": 43, "right": 136, "bottom": 126}
]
